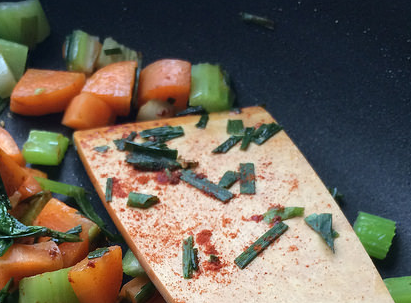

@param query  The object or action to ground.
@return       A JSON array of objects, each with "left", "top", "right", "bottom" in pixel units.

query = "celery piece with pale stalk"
[
  {"left": 189, "top": 63, "right": 234, "bottom": 112},
  {"left": 384, "top": 276, "right": 411, "bottom": 303},
  {"left": 123, "top": 249, "right": 147, "bottom": 277},
  {"left": 0, "top": 38, "right": 28, "bottom": 79},
  {"left": 0, "top": 53, "right": 16, "bottom": 98},
  {"left": 22, "top": 130, "right": 69, "bottom": 165},
  {"left": 353, "top": 211, "right": 396, "bottom": 259},
  {"left": 96, "top": 37, "right": 138, "bottom": 69},
  {"left": 64, "top": 30, "right": 101, "bottom": 74},
  {"left": 19, "top": 267, "right": 79, "bottom": 303}
]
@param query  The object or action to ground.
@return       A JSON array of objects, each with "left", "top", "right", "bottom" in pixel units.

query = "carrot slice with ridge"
[
  {"left": 10, "top": 69, "right": 86, "bottom": 116},
  {"left": 62, "top": 92, "right": 116, "bottom": 130},
  {"left": 82, "top": 61, "right": 137, "bottom": 116},
  {"left": 0, "top": 127, "right": 25, "bottom": 166},
  {"left": 137, "top": 59, "right": 191, "bottom": 111}
]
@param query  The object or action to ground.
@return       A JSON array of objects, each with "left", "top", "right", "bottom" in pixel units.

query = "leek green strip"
[
  {"left": 195, "top": 114, "right": 209, "bottom": 129},
  {"left": 182, "top": 235, "right": 198, "bottom": 279},
  {"left": 127, "top": 192, "right": 159, "bottom": 209},
  {"left": 239, "top": 163, "right": 255, "bottom": 194},
  {"left": 227, "top": 119, "right": 244, "bottom": 135},
  {"left": 212, "top": 136, "right": 242, "bottom": 153},
  {"left": 105, "top": 178, "right": 113, "bottom": 202}
]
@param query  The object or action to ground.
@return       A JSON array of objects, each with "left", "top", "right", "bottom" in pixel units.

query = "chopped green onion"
[
  {"left": 139, "top": 126, "right": 184, "bottom": 142},
  {"left": 22, "top": 130, "right": 69, "bottom": 165},
  {"left": 252, "top": 123, "right": 283, "bottom": 145},
  {"left": 122, "top": 249, "right": 147, "bottom": 277},
  {"left": 88, "top": 247, "right": 109, "bottom": 259},
  {"left": 239, "top": 163, "right": 255, "bottom": 194},
  {"left": 218, "top": 170, "right": 240, "bottom": 189},
  {"left": 240, "top": 127, "right": 255, "bottom": 151},
  {"left": 212, "top": 135, "right": 242, "bottom": 153},
  {"left": 182, "top": 235, "right": 198, "bottom": 279},
  {"left": 353, "top": 211, "right": 396, "bottom": 259},
  {"left": 127, "top": 192, "right": 159, "bottom": 209},
  {"left": 180, "top": 169, "right": 233, "bottom": 203},
  {"left": 227, "top": 119, "right": 244, "bottom": 135},
  {"left": 135, "top": 281, "right": 156, "bottom": 303},
  {"left": 175, "top": 105, "right": 207, "bottom": 117},
  {"left": 113, "top": 131, "right": 137, "bottom": 151},
  {"left": 263, "top": 206, "right": 305, "bottom": 223},
  {"left": 103, "top": 47, "right": 122, "bottom": 55},
  {"left": 234, "top": 222, "right": 288, "bottom": 269},
  {"left": 384, "top": 276, "right": 411, "bottom": 303},
  {"left": 51, "top": 225, "right": 82, "bottom": 245},
  {"left": 126, "top": 152, "right": 182, "bottom": 171},
  {"left": 93, "top": 145, "right": 109, "bottom": 153},
  {"left": 124, "top": 140, "right": 178, "bottom": 159},
  {"left": 305, "top": 213, "right": 336, "bottom": 253},
  {"left": 105, "top": 178, "right": 113, "bottom": 202},
  {"left": 195, "top": 114, "right": 209, "bottom": 129},
  {"left": 239, "top": 12, "right": 275, "bottom": 31}
]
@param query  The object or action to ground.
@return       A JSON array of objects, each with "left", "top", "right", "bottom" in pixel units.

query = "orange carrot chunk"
[
  {"left": 0, "top": 127, "right": 25, "bottom": 166},
  {"left": 62, "top": 92, "right": 116, "bottom": 130},
  {"left": 82, "top": 61, "right": 137, "bottom": 116},
  {"left": 10, "top": 69, "right": 86, "bottom": 116},
  {"left": 33, "top": 198, "right": 98, "bottom": 268},
  {"left": 68, "top": 246, "right": 123, "bottom": 303},
  {"left": 137, "top": 59, "right": 191, "bottom": 111},
  {"left": 0, "top": 241, "right": 63, "bottom": 289}
]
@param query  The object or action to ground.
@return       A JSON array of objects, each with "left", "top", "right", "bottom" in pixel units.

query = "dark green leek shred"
[
  {"left": 88, "top": 247, "right": 109, "bottom": 259},
  {"left": 329, "top": 187, "right": 344, "bottom": 204},
  {"left": 104, "top": 47, "right": 122, "bottom": 55},
  {"left": 305, "top": 213, "right": 336, "bottom": 253},
  {"left": 127, "top": 192, "right": 159, "bottom": 209},
  {"left": 218, "top": 171, "right": 240, "bottom": 189},
  {"left": 113, "top": 131, "right": 138, "bottom": 151},
  {"left": 94, "top": 145, "right": 109, "bottom": 153},
  {"left": 131, "top": 52, "right": 144, "bottom": 109},
  {"left": 240, "top": 127, "right": 255, "bottom": 151},
  {"left": 135, "top": 281, "right": 156, "bottom": 303},
  {"left": 139, "top": 126, "right": 184, "bottom": 142},
  {"left": 52, "top": 225, "right": 82, "bottom": 245},
  {"left": 180, "top": 170, "right": 233, "bottom": 203},
  {"left": 175, "top": 106, "right": 207, "bottom": 117},
  {"left": 234, "top": 222, "right": 288, "bottom": 269},
  {"left": 182, "top": 235, "right": 198, "bottom": 279},
  {"left": 126, "top": 153, "right": 182, "bottom": 171},
  {"left": 0, "top": 278, "right": 13, "bottom": 301},
  {"left": 263, "top": 206, "right": 305, "bottom": 224},
  {"left": 227, "top": 120, "right": 244, "bottom": 135},
  {"left": 239, "top": 12, "right": 275, "bottom": 31},
  {"left": 124, "top": 141, "right": 178, "bottom": 159},
  {"left": 195, "top": 114, "right": 209, "bottom": 129},
  {"left": 239, "top": 163, "right": 255, "bottom": 194},
  {"left": 252, "top": 123, "right": 283, "bottom": 145},
  {"left": 0, "top": 97, "right": 9, "bottom": 115},
  {"left": 105, "top": 178, "right": 113, "bottom": 202},
  {"left": 212, "top": 136, "right": 242, "bottom": 153}
]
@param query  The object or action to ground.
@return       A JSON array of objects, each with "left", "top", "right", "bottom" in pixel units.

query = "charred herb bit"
[
  {"left": 183, "top": 235, "right": 199, "bottom": 279},
  {"left": 104, "top": 47, "right": 122, "bottom": 55},
  {"left": 252, "top": 123, "right": 283, "bottom": 145},
  {"left": 0, "top": 278, "right": 13, "bottom": 302},
  {"left": 212, "top": 136, "right": 242, "bottom": 153},
  {"left": 195, "top": 114, "right": 209, "bottom": 129},
  {"left": 113, "top": 131, "right": 138, "bottom": 151},
  {"left": 135, "top": 281, "right": 157, "bottom": 303},
  {"left": 235, "top": 222, "right": 288, "bottom": 269},
  {"left": 263, "top": 206, "right": 305, "bottom": 224},
  {"left": 240, "top": 127, "right": 255, "bottom": 151},
  {"left": 209, "top": 254, "right": 220, "bottom": 263},
  {"left": 305, "top": 213, "right": 336, "bottom": 253},
  {"left": 175, "top": 105, "right": 207, "bottom": 117},
  {"left": 126, "top": 153, "right": 182, "bottom": 171},
  {"left": 240, "top": 163, "right": 255, "bottom": 194},
  {"left": 127, "top": 192, "right": 159, "bottom": 209},
  {"left": 124, "top": 140, "right": 178, "bottom": 159},
  {"left": 239, "top": 12, "right": 275, "bottom": 31},
  {"left": 227, "top": 119, "right": 244, "bottom": 135},
  {"left": 218, "top": 171, "right": 240, "bottom": 189},
  {"left": 180, "top": 170, "right": 233, "bottom": 203},
  {"left": 88, "top": 247, "right": 109, "bottom": 259},
  {"left": 139, "top": 126, "right": 184, "bottom": 142},
  {"left": 105, "top": 177, "right": 113, "bottom": 202},
  {"left": 94, "top": 145, "right": 109, "bottom": 153}
]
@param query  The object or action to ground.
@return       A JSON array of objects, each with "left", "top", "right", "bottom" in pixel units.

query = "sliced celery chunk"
[
  {"left": 189, "top": 63, "right": 234, "bottom": 112},
  {"left": 122, "top": 249, "right": 147, "bottom": 278},
  {"left": 96, "top": 37, "right": 138, "bottom": 69},
  {"left": 0, "top": 53, "right": 16, "bottom": 98},
  {"left": 19, "top": 267, "right": 79, "bottom": 303},
  {"left": 0, "top": 38, "right": 28, "bottom": 79},
  {"left": 22, "top": 130, "right": 70, "bottom": 165},
  {"left": 0, "top": 0, "right": 50, "bottom": 48},
  {"left": 384, "top": 276, "right": 411, "bottom": 303}
]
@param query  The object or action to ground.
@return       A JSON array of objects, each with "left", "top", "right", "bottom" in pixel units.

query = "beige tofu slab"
[{"left": 73, "top": 106, "right": 393, "bottom": 303}]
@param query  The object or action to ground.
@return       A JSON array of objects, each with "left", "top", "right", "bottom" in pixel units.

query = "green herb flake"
[
  {"left": 139, "top": 126, "right": 184, "bottom": 142},
  {"left": 252, "top": 123, "right": 283, "bottom": 145},
  {"left": 240, "top": 127, "right": 255, "bottom": 151},
  {"left": 126, "top": 153, "right": 182, "bottom": 171},
  {"left": 104, "top": 47, "right": 122, "bottom": 55},
  {"left": 329, "top": 187, "right": 344, "bottom": 204},
  {"left": 34, "top": 87, "right": 46, "bottom": 95},
  {"left": 175, "top": 106, "right": 207, "bottom": 117},
  {"left": 235, "top": 222, "right": 288, "bottom": 269},
  {"left": 113, "top": 131, "right": 138, "bottom": 151},
  {"left": 305, "top": 213, "right": 336, "bottom": 253},
  {"left": 51, "top": 225, "right": 82, "bottom": 244},
  {"left": 88, "top": 247, "right": 109, "bottom": 259},
  {"left": 212, "top": 136, "right": 242, "bottom": 153},
  {"left": 195, "top": 114, "right": 209, "bottom": 129},
  {"left": 105, "top": 177, "right": 113, "bottom": 202},
  {"left": 94, "top": 145, "right": 109, "bottom": 153},
  {"left": 227, "top": 119, "right": 244, "bottom": 135},
  {"left": 180, "top": 170, "right": 233, "bottom": 203},
  {"left": 127, "top": 192, "right": 159, "bottom": 209},
  {"left": 135, "top": 281, "right": 156, "bottom": 303},
  {"left": 239, "top": 12, "right": 275, "bottom": 31},
  {"left": 218, "top": 171, "right": 240, "bottom": 189},
  {"left": 124, "top": 140, "right": 178, "bottom": 159},
  {"left": 263, "top": 206, "right": 305, "bottom": 224},
  {"left": 239, "top": 163, "right": 255, "bottom": 194},
  {"left": 182, "top": 235, "right": 199, "bottom": 279}
]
